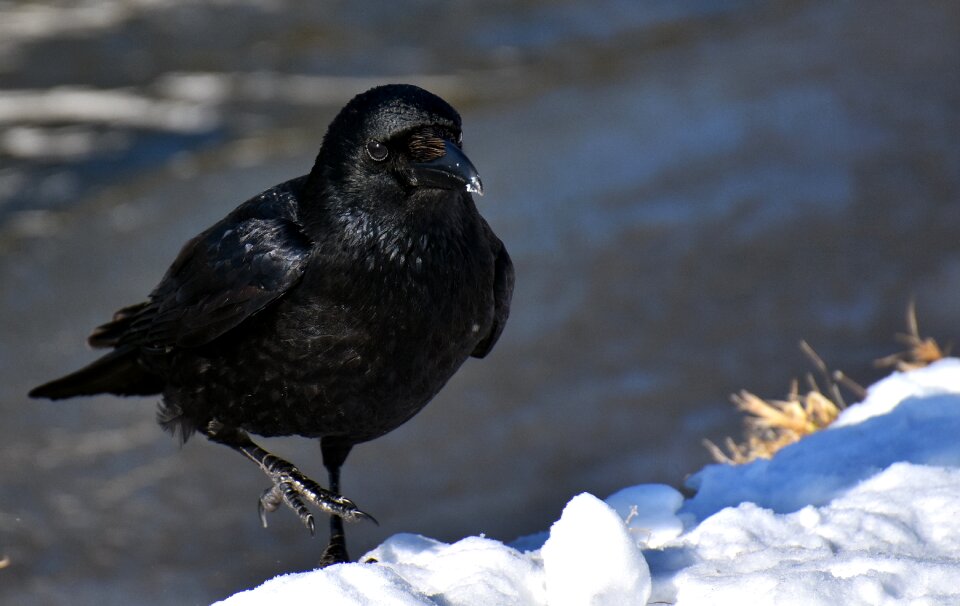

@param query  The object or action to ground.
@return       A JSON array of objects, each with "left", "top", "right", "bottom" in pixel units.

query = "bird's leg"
[
  {"left": 203, "top": 424, "right": 372, "bottom": 536},
  {"left": 319, "top": 436, "right": 353, "bottom": 567}
]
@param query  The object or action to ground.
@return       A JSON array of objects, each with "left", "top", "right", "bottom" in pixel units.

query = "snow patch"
[
  {"left": 366, "top": 534, "right": 546, "bottom": 606},
  {"left": 218, "top": 563, "right": 430, "bottom": 606},
  {"left": 541, "top": 493, "right": 651, "bottom": 606},
  {"left": 834, "top": 357, "right": 960, "bottom": 427},
  {"left": 604, "top": 484, "right": 684, "bottom": 548},
  {"left": 671, "top": 463, "right": 960, "bottom": 605}
]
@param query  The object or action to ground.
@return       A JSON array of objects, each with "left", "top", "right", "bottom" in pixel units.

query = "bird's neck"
[{"left": 299, "top": 166, "right": 479, "bottom": 268}]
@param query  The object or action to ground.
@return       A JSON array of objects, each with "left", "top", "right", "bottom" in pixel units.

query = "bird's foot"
[
  {"left": 318, "top": 530, "right": 350, "bottom": 567},
  {"left": 255, "top": 455, "right": 375, "bottom": 534}
]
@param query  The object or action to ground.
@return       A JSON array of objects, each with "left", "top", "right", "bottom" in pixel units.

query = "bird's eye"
[
  {"left": 366, "top": 141, "right": 389, "bottom": 161},
  {"left": 456, "top": 131, "right": 463, "bottom": 146}
]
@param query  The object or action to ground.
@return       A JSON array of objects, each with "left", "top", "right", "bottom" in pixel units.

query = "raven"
[{"left": 30, "top": 84, "right": 514, "bottom": 565}]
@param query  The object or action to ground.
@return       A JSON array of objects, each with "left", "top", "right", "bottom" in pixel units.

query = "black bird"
[{"left": 30, "top": 84, "right": 514, "bottom": 565}]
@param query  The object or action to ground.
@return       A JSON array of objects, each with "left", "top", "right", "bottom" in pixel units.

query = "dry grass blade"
[
  {"left": 734, "top": 389, "right": 811, "bottom": 434},
  {"left": 703, "top": 437, "right": 754, "bottom": 465},
  {"left": 875, "top": 301, "right": 950, "bottom": 371},
  {"left": 707, "top": 343, "right": 851, "bottom": 465},
  {"left": 707, "top": 301, "right": 949, "bottom": 465},
  {"left": 801, "top": 340, "right": 847, "bottom": 408}
]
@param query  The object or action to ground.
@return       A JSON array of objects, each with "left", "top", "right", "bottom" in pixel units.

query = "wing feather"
[
  {"left": 472, "top": 237, "right": 514, "bottom": 359},
  {"left": 99, "top": 179, "right": 314, "bottom": 350}
]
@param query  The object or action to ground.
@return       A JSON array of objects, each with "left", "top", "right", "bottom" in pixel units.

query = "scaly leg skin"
[
  {"left": 319, "top": 436, "right": 353, "bottom": 567},
  {"left": 204, "top": 424, "right": 374, "bottom": 540}
]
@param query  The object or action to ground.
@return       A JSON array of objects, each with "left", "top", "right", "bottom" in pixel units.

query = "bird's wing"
[
  {"left": 472, "top": 237, "right": 514, "bottom": 359},
  {"left": 121, "top": 212, "right": 312, "bottom": 349}
]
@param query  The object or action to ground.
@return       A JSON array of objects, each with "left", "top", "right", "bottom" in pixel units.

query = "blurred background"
[{"left": 1, "top": 0, "right": 958, "bottom": 603}]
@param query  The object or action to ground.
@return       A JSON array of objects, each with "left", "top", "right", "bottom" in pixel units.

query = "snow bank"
[
  {"left": 221, "top": 494, "right": 652, "bottom": 606},
  {"left": 669, "top": 463, "right": 960, "bottom": 605},
  {"left": 541, "top": 493, "right": 650, "bottom": 606},
  {"left": 218, "top": 359, "right": 960, "bottom": 605}
]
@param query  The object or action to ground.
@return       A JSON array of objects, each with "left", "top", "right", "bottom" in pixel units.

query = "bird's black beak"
[{"left": 410, "top": 140, "right": 484, "bottom": 196}]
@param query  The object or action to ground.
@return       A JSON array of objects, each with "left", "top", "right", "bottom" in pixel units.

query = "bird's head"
[{"left": 309, "top": 84, "right": 483, "bottom": 211}]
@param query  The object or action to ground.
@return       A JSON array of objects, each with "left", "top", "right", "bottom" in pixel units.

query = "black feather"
[{"left": 29, "top": 347, "right": 162, "bottom": 399}]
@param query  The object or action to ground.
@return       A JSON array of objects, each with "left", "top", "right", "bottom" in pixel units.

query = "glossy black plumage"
[{"left": 30, "top": 84, "right": 514, "bottom": 564}]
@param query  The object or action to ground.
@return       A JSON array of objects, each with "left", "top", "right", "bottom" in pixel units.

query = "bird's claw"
[
  {"left": 352, "top": 509, "right": 379, "bottom": 526},
  {"left": 256, "top": 456, "right": 373, "bottom": 532},
  {"left": 259, "top": 482, "right": 316, "bottom": 534}
]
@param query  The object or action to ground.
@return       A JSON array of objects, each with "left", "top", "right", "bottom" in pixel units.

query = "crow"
[{"left": 30, "top": 84, "right": 514, "bottom": 566}]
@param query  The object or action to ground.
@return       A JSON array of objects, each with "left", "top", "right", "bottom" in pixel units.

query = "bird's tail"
[{"left": 29, "top": 347, "right": 162, "bottom": 400}]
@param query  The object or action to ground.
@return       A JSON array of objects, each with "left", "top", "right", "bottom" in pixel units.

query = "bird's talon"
[
  {"left": 258, "top": 501, "right": 269, "bottom": 528},
  {"left": 335, "top": 496, "right": 356, "bottom": 508},
  {"left": 260, "top": 485, "right": 282, "bottom": 511},
  {"left": 258, "top": 484, "right": 284, "bottom": 527},
  {"left": 252, "top": 461, "right": 373, "bottom": 533},
  {"left": 351, "top": 509, "right": 378, "bottom": 526}
]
